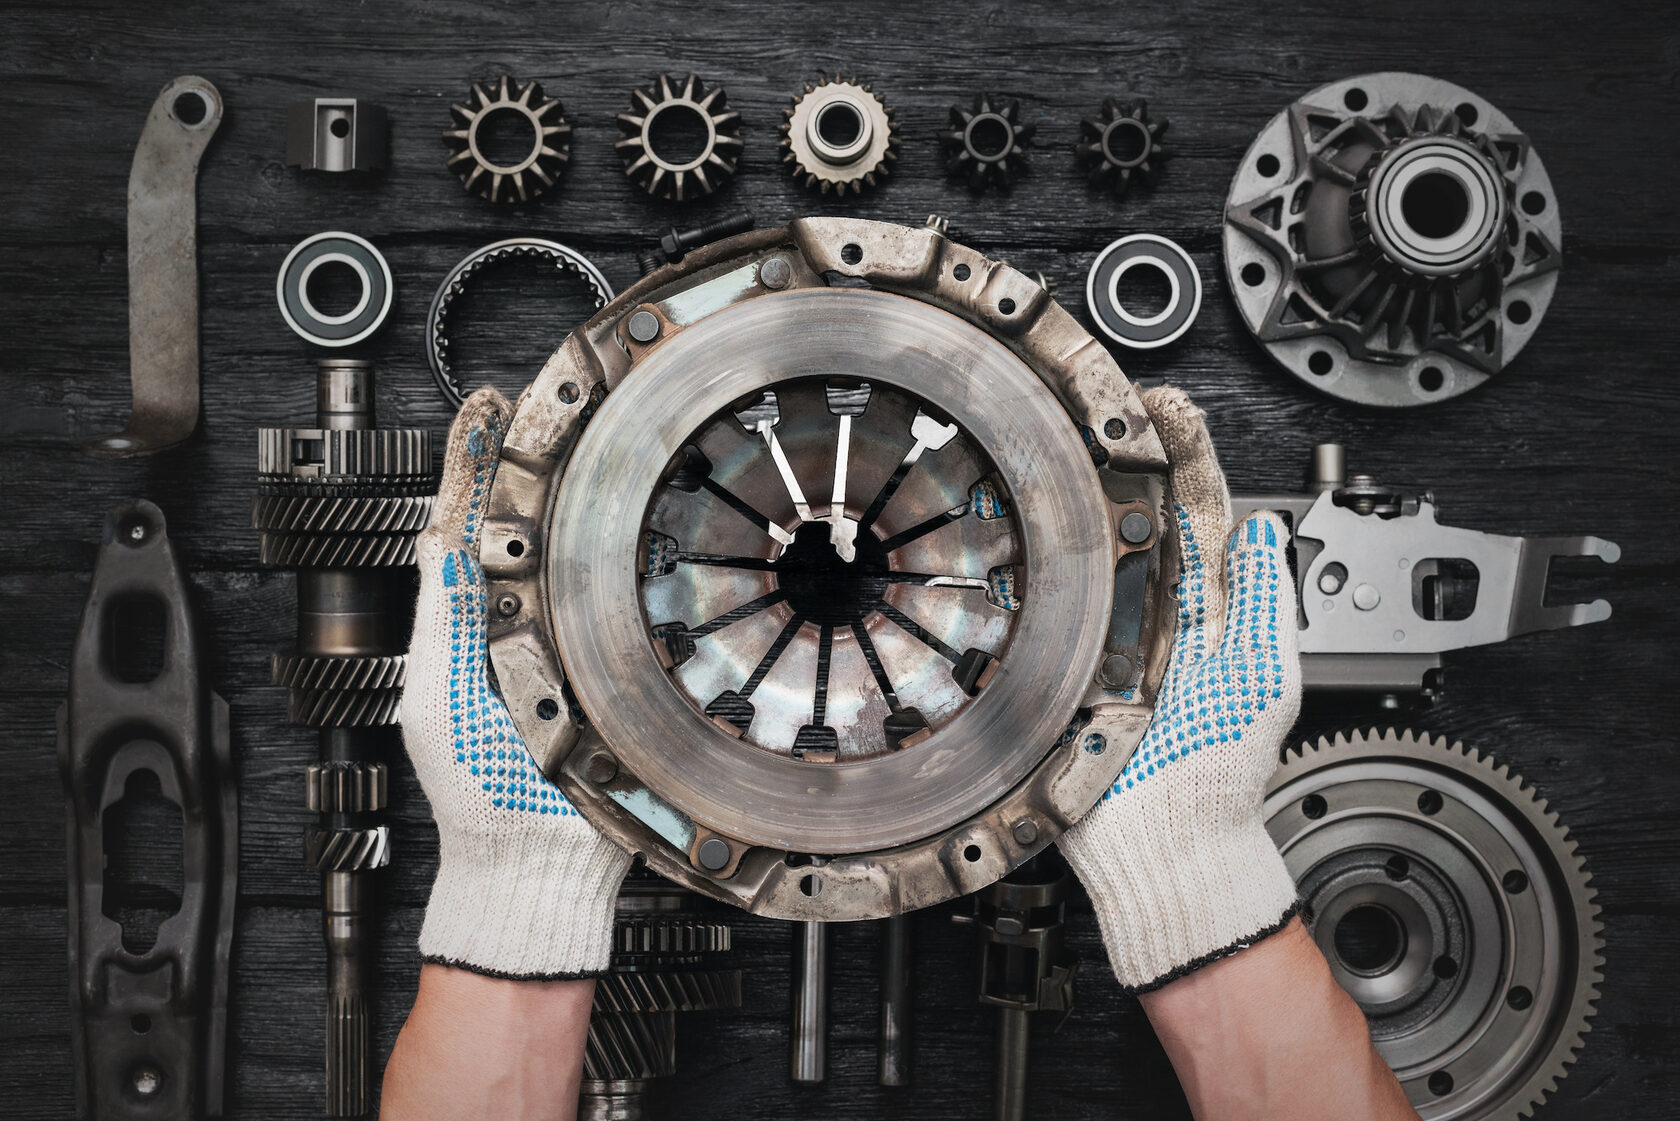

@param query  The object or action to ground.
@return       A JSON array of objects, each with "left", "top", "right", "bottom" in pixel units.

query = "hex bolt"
[
  {"left": 627, "top": 309, "right": 661, "bottom": 344},
  {"left": 760, "top": 256, "right": 793, "bottom": 290},
  {"left": 696, "top": 837, "right": 732, "bottom": 871},
  {"left": 1319, "top": 569, "right": 1345, "bottom": 595},
  {"left": 584, "top": 752, "right": 619, "bottom": 785},
  {"left": 1352, "top": 583, "right": 1382, "bottom": 611},
  {"left": 1119, "top": 511, "right": 1153, "bottom": 545},
  {"left": 924, "top": 214, "right": 950, "bottom": 237},
  {"left": 1012, "top": 820, "right": 1038, "bottom": 846},
  {"left": 495, "top": 593, "right": 520, "bottom": 617},
  {"left": 658, "top": 210, "right": 755, "bottom": 263}
]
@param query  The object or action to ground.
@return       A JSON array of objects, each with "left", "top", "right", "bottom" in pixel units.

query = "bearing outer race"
[
  {"left": 1086, "top": 234, "right": 1201, "bottom": 348},
  {"left": 276, "top": 232, "right": 392, "bottom": 347},
  {"left": 547, "top": 287, "right": 1115, "bottom": 854}
]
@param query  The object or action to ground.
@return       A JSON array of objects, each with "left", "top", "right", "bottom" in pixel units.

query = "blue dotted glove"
[
  {"left": 401, "top": 388, "right": 630, "bottom": 979},
  {"left": 1060, "top": 386, "right": 1301, "bottom": 992}
]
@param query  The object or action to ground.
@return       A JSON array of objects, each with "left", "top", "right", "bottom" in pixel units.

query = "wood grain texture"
[{"left": 1, "top": 0, "right": 1675, "bottom": 1117}]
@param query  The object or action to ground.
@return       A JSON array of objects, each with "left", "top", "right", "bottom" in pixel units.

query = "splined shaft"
[{"left": 254, "top": 359, "right": 433, "bottom": 1116}]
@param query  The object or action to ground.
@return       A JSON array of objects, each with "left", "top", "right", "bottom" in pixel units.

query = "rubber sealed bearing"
[
  {"left": 616, "top": 74, "right": 742, "bottom": 201},
  {"left": 1085, "top": 234, "right": 1202, "bottom": 349},
  {"left": 477, "top": 217, "right": 1176, "bottom": 922},
  {"left": 780, "top": 74, "right": 898, "bottom": 197},
  {"left": 276, "top": 231, "right": 393, "bottom": 348}
]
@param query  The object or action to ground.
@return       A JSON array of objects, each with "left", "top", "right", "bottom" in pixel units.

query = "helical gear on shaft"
[
  {"left": 780, "top": 74, "right": 899, "bottom": 197},
  {"left": 1076, "top": 98, "right": 1169, "bottom": 200},
  {"left": 441, "top": 75, "right": 571, "bottom": 205}
]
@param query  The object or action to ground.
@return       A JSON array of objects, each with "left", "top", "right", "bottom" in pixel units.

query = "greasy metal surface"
[
  {"left": 58, "top": 500, "right": 236, "bottom": 1117},
  {"left": 483, "top": 217, "right": 1173, "bottom": 922},
  {"left": 1266, "top": 730, "right": 1602, "bottom": 1120},
  {"left": 1224, "top": 73, "right": 1562, "bottom": 407},
  {"left": 84, "top": 76, "right": 222, "bottom": 457}
]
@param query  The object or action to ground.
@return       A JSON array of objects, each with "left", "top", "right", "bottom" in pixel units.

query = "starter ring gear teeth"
[
  {"left": 257, "top": 530, "right": 421, "bottom": 569},
  {"left": 442, "top": 74, "right": 571, "bottom": 204},
  {"left": 780, "top": 73, "right": 899, "bottom": 197},
  {"left": 616, "top": 73, "right": 743, "bottom": 201},
  {"left": 251, "top": 493, "right": 434, "bottom": 535},
  {"left": 943, "top": 93, "right": 1033, "bottom": 191},
  {"left": 1076, "top": 98, "right": 1170, "bottom": 199},
  {"left": 1266, "top": 728, "right": 1601, "bottom": 1121},
  {"left": 257, "top": 426, "right": 433, "bottom": 479},
  {"left": 1223, "top": 72, "right": 1563, "bottom": 407},
  {"left": 305, "top": 761, "right": 391, "bottom": 814},
  {"left": 426, "top": 239, "right": 614, "bottom": 410},
  {"left": 305, "top": 825, "right": 391, "bottom": 872}
]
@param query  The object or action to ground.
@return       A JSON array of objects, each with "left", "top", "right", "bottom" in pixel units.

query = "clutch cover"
[{"left": 480, "top": 217, "right": 1175, "bottom": 920}]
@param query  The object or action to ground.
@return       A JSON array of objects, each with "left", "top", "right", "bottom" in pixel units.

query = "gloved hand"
[
  {"left": 1060, "top": 386, "right": 1302, "bottom": 992},
  {"left": 401, "top": 388, "right": 631, "bottom": 979}
]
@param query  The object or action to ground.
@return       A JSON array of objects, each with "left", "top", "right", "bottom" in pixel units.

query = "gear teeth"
[
  {"left": 615, "top": 917, "right": 733, "bottom": 955},
  {"left": 258, "top": 531, "right": 419, "bottom": 568},
  {"left": 616, "top": 74, "right": 741, "bottom": 201},
  {"left": 306, "top": 761, "right": 390, "bottom": 813},
  {"left": 252, "top": 493, "right": 434, "bottom": 535},
  {"left": 1076, "top": 97, "right": 1170, "bottom": 200},
  {"left": 305, "top": 825, "right": 390, "bottom": 871},
  {"left": 442, "top": 74, "right": 571, "bottom": 204},
  {"left": 583, "top": 1012, "right": 677, "bottom": 1081},
  {"left": 287, "top": 687, "right": 403, "bottom": 728},
  {"left": 593, "top": 969, "right": 742, "bottom": 1014},
  {"left": 781, "top": 74, "right": 899, "bottom": 198},
  {"left": 257, "top": 427, "right": 433, "bottom": 479},
  {"left": 943, "top": 92, "right": 1033, "bottom": 192},
  {"left": 272, "top": 654, "right": 407, "bottom": 693}
]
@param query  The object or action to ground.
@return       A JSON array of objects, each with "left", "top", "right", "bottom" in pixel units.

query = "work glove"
[
  {"left": 401, "top": 388, "right": 631, "bottom": 979},
  {"left": 1059, "top": 386, "right": 1302, "bottom": 992}
]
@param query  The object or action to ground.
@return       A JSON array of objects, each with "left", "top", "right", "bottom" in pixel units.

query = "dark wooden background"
[{"left": 3, "top": 1, "right": 1676, "bottom": 1117}]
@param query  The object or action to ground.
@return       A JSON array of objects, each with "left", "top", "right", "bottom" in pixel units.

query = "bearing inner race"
[{"left": 1366, "top": 138, "right": 1505, "bottom": 277}]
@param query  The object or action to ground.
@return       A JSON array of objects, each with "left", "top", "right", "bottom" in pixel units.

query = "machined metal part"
[
  {"left": 276, "top": 232, "right": 394, "bottom": 349},
  {"left": 1223, "top": 73, "right": 1563, "bottom": 407},
  {"left": 791, "top": 921, "right": 828, "bottom": 1084},
  {"left": 616, "top": 74, "right": 742, "bottom": 201},
  {"left": 1076, "top": 98, "right": 1169, "bottom": 200},
  {"left": 944, "top": 94, "right": 1033, "bottom": 191},
  {"left": 781, "top": 74, "right": 899, "bottom": 197},
  {"left": 1232, "top": 443, "right": 1619, "bottom": 696},
  {"left": 59, "top": 500, "right": 236, "bottom": 1118},
  {"left": 255, "top": 359, "right": 434, "bottom": 1116},
  {"left": 581, "top": 871, "right": 742, "bottom": 1120},
  {"left": 442, "top": 75, "right": 570, "bottom": 204},
  {"left": 879, "top": 913, "right": 913, "bottom": 1086},
  {"left": 1085, "top": 234, "right": 1202, "bottom": 349},
  {"left": 952, "top": 856, "right": 1077, "bottom": 1121},
  {"left": 426, "top": 239, "right": 614, "bottom": 410},
  {"left": 1266, "top": 730, "right": 1601, "bottom": 1120},
  {"left": 287, "top": 98, "right": 387, "bottom": 173},
  {"left": 481, "top": 217, "right": 1174, "bottom": 922},
  {"left": 85, "top": 76, "right": 223, "bottom": 458}
]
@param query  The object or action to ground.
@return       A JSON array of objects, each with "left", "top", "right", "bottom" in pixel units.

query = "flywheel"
[
  {"left": 479, "top": 217, "right": 1176, "bottom": 920},
  {"left": 1265, "top": 729, "right": 1601, "bottom": 1120}
]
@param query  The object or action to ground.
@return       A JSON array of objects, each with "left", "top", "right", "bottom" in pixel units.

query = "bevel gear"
[
  {"left": 1265, "top": 729, "right": 1601, "bottom": 1120},
  {"left": 1076, "top": 98, "right": 1169, "bottom": 200},
  {"left": 616, "top": 74, "right": 742, "bottom": 201},
  {"left": 943, "top": 93, "right": 1033, "bottom": 191},
  {"left": 780, "top": 74, "right": 898, "bottom": 196},
  {"left": 442, "top": 74, "right": 571, "bottom": 205}
]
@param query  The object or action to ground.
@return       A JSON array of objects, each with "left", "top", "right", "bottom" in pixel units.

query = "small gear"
[
  {"left": 305, "top": 825, "right": 390, "bottom": 872},
  {"left": 780, "top": 74, "right": 898, "bottom": 196},
  {"left": 251, "top": 493, "right": 433, "bottom": 535},
  {"left": 592, "top": 969, "right": 743, "bottom": 1015},
  {"left": 616, "top": 74, "right": 742, "bottom": 201},
  {"left": 305, "top": 761, "right": 390, "bottom": 814},
  {"left": 615, "top": 916, "right": 733, "bottom": 956},
  {"left": 1266, "top": 729, "right": 1601, "bottom": 1120},
  {"left": 1077, "top": 98, "right": 1169, "bottom": 199},
  {"left": 272, "top": 654, "right": 407, "bottom": 693},
  {"left": 257, "top": 427, "right": 432, "bottom": 480},
  {"left": 257, "top": 530, "right": 420, "bottom": 570},
  {"left": 943, "top": 93, "right": 1033, "bottom": 192},
  {"left": 442, "top": 75, "right": 571, "bottom": 204}
]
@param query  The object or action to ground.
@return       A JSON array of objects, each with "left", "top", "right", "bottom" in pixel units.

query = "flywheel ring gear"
[
  {"left": 479, "top": 217, "right": 1175, "bottom": 922},
  {"left": 615, "top": 74, "right": 742, "bottom": 201},
  {"left": 1223, "top": 73, "right": 1562, "bottom": 407},
  {"left": 442, "top": 74, "right": 571, "bottom": 205},
  {"left": 780, "top": 74, "right": 899, "bottom": 196},
  {"left": 1265, "top": 728, "right": 1601, "bottom": 1120}
]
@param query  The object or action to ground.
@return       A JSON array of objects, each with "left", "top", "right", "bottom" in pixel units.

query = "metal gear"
[
  {"left": 1224, "top": 73, "right": 1562, "bottom": 407},
  {"left": 305, "top": 826, "right": 391, "bottom": 872},
  {"left": 305, "top": 761, "right": 391, "bottom": 814},
  {"left": 442, "top": 74, "right": 571, "bottom": 204},
  {"left": 780, "top": 74, "right": 898, "bottom": 196},
  {"left": 615, "top": 74, "right": 742, "bottom": 202},
  {"left": 1265, "top": 729, "right": 1601, "bottom": 1120},
  {"left": 1076, "top": 98, "right": 1169, "bottom": 199},
  {"left": 257, "top": 427, "right": 432, "bottom": 480},
  {"left": 251, "top": 493, "right": 433, "bottom": 535},
  {"left": 943, "top": 93, "right": 1033, "bottom": 191}
]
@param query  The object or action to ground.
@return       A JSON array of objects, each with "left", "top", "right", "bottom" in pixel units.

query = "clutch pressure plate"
[{"left": 481, "top": 218, "right": 1174, "bottom": 920}]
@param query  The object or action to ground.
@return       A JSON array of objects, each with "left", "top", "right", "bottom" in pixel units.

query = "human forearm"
[
  {"left": 381, "top": 964, "right": 594, "bottom": 1121},
  {"left": 1140, "top": 918, "right": 1417, "bottom": 1121}
]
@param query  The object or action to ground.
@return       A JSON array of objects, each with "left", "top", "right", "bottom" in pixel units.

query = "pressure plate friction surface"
[
  {"left": 1224, "top": 73, "right": 1562, "bottom": 407},
  {"left": 1265, "top": 729, "right": 1601, "bottom": 1121},
  {"left": 551, "top": 288, "right": 1115, "bottom": 856}
]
